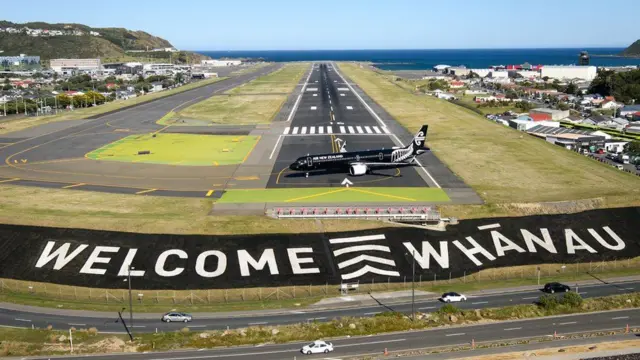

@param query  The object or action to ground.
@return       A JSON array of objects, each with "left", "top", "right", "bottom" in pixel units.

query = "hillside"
[
  {"left": 0, "top": 20, "right": 207, "bottom": 63},
  {"left": 619, "top": 39, "right": 640, "bottom": 57}
]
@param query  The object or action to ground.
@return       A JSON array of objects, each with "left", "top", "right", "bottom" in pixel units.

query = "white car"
[
  {"left": 440, "top": 292, "right": 467, "bottom": 303},
  {"left": 301, "top": 340, "right": 334, "bottom": 355}
]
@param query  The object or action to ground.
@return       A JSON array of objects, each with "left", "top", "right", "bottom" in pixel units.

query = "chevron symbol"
[{"left": 329, "top": 234, "right": 400, "bottom": 280}]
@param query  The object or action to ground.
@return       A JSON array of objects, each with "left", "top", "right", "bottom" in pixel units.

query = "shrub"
[
  {"left": 437, "top": 304, "right": 460, "bottom": 315},
  {"left": 87, "top": 327, "right": 99, "bottom": 336},
  {"left": 180, "top": 327, "right": 190, "bottom": 334},
  {"left": 561, "top": 292, "right": 584, "bottom": 308},
  {"left": 537, "top": 295, "right": 559, "bottom": 310}
]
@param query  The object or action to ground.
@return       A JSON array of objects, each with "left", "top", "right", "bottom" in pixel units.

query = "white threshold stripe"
[
  {"left": 301, "top": 126, "right": 307, "bottom": 134},
  {"left": 356, "top": 126, "right": 364, "bottom": 133},
  {"left": 327, "top": 126, "right": 333, "bottom": 134},
  {"left": 329, "top": 234, "right": 386, "bottom": 244},
  {"left": 292, "top": 127, "right": 299, "bottom": 135},
  {"left": 504, "top": 327, "right": 522, "bottom": 331},
  {"left": 283, "top": 127, "right": 290, "bottom": 135},
  {"left": 340, "top": 126, "right": 346, "bottom": 134},
  {"left": 14, "top": 318, "right": 31, "bottom": 322},
  {"left": 318, "top": 127, "right": 324, "bottom": 134},
  {"left": 446, "top": 333, "right": 465, "bottom": 337},
  {"left": 310, "top": 126, "right": 316, "bottom": 134},
  {"left": 348, "top": 126, "right": 355, "bottom": 134},
  {"left": 365, "top": 126, "right": 372, "bottom": 133},
  {"left": 373, "top": 126, "right": 381, "bottom": 134}
]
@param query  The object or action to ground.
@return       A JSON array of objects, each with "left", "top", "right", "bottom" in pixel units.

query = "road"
[
  {"left": 20, "top": 308, "right": 640, "bottom": 360},
  {"left": 1, "top": 280, "right": 637, "bottom": 333}
]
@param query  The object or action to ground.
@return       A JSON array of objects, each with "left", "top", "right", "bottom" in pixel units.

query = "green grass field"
[
  {"left": 338, "top": 63, "right": 640, "bottom": 208},
  {"left": 218, "top": 187, "right": 450, "bottom": 203},
  {"left": 165, "top": 94, "right": 287, "bottom": 125},
  {"left": 229, "top": 63, "right": 309, "bottom": 94},
  {"left": 86, "top": 133, "right": 259, "bottom": 166}
]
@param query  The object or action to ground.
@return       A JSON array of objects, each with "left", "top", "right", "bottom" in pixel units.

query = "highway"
[
  {"left": 21, "top": 308, "right": 640, "bottom": 360},
  {"left": 1, "top": 280, "right": 637, "bottom": 333}
]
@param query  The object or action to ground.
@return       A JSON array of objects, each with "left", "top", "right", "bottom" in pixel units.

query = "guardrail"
[{"left": 269, "top": 206, "right": 451, "bottom": 224}]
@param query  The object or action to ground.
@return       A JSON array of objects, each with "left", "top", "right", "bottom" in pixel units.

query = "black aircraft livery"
[{"left": 289, "top": 125, "right": 429, "bottom": 176}]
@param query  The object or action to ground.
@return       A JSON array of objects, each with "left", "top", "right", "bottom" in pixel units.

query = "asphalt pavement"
[
  {"left": 18, "top": 308, "right": 640, "bottom": 360},
  {"left": 0, "top": 279, "right": 637, "bottom": 333}
]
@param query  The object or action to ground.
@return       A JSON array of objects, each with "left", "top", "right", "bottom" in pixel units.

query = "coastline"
[{"left": 592, "top": 54, "right": 640, "bottom": 59}]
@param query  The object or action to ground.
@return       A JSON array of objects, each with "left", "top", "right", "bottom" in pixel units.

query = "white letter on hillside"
[
  {"left": 588, "top": 227, "right": 626, "bottom": 251},
  {"left": 521, "top": 229, "right": 557, "bottom": 254},
  {"left": 155, "top": 249, "right": 188, "bottom": 277},
  {"left": 35, "top": 241, "right": 88, "bottom": 270},
  {"left": 195, "top": 250, "right": 227, "bottom": 278},
  {"left": 80, "top": 246, "right": 120, "bottom": 275},
  {"left": 453, "top": 237, "right": 496, "bottom": 266},
  {"left": 117, "top": 249, "right": 146, "bottom": 277},
  {"left": 238, "top": 249, "right": 279, "bottom": 277},
  {"left": 287, "top": 248, "right": 320, "bottom": 275},
  {"left": 491, "top": 231, "right": 526, "bottom": 256},
  {"left": 403, "top": 241, "right": 449, "bottom": 269},
  {"left": 565, "top": 229, "right": 597, "bottom": 254}
]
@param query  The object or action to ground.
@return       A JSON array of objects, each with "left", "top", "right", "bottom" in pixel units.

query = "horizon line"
[{"left": 187, "top": 46, "right": 627, "bottom": 52}]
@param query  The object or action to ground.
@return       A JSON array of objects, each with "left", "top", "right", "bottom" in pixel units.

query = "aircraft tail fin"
[{"left": 407, "top": 125, "right": 429, "bottom": 155}]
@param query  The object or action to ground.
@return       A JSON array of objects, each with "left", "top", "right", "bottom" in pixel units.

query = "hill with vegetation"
[
  {"left": 589, "top": 68, "right": 640, "bottom": 104},
  {"left": 619, "top": 39, "right": 640, "bottom": 57},
  {"left": 0, "top": 20, "right": 208, "bottom": 63}
]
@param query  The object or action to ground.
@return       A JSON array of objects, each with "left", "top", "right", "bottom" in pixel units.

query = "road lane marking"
[
  {"left": 348, "top": 126, "right": 355, "bottom": 134},
  {"left": 135, "top": 189, "right": 156, "bottom": 195},
  {"left": 283, "top": 127, "right": 290, "bottom": 135},
  {"left": 364, "top": 312, "right": 381, "bottom": 315},
  {"left": 292, "top": 127, "right": 299, "bottom": 135},
  {"left": 188, "top": 325, "right": 207, "bottom": 328},
  {"left": 343, "top": 339, "right": 405, "bottom": 347},
  {"left": 340, "top": 126, "right": 346, "bottom": 133},
  {"left": 68, "top": 323, "right": 86, "bottom": 326},
  {"left": 62, "top": 183, "right": 85, "bottom": 189},
  {"left": 365, "top": 126, "right": 372, "bottom": 133},
  {"left": 558, "top": 321, "right": 577, "bottom": 325},
  {"left": 612, "top": 316, "right": 630, "bottom": 320},
  {"left": 373, "top": 126, "right": 381, "bottom": 134},
  {"left": 0, "top": 178, "right": 19, "bottom": 183},
  {"left": 14, "top": 318, "right": 31, "bottom": 322},
  {"left": 522, "top": 296, "right": 539, "bottom": 300},
  {"left": 477, "top": 223, "right": 501, "bottom": 230},
  {"left": 249, "top": 322, "right": 267, "bottom": 325},
  {"left": 419, "top": 306, "right": 436, "bottom": 310},
  {"left": 301, "top": 126, "right": 307, "bottom": 134},
  {"left": 356, "top": 126, "right": 364, "bottom": 133},
  {"left": 504, "top": 327, "right": 522, "bottom": 331},
  {"left": 472, "top": 301, "right": 489, "bottom": 305},
  {"left": 130, "top": 325, "right": 146, "bottom": 328},
  {"left": 307, "top": 317, "right": 327, "bottom": 321},
  {"left": 269, "top": 135, "right": 283, "bottom": 160},
  {"left": 446, "top": 333, "right": 465, "bottom": 336}
]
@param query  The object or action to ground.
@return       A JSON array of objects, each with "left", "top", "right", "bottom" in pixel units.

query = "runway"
[
  {"left": 18, "top": 308, "right": 640, "bottom": 360},
  {"left": 267, "top": 63, "right": 434, "bottom": 189},
  {"left": 1, "top": 280, "right": 636, "bottom": 333}
]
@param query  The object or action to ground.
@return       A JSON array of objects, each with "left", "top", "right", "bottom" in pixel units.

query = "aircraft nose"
[{"left": 289, "top": 163, "right": 298, "bottom": 170}]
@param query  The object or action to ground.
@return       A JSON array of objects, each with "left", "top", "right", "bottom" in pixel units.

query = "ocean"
[{"left": 196, "top": 48, "right": 640, "bottom": 70}]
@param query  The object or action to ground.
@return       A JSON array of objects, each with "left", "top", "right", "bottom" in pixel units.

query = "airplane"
[{"left": 289, "top": 125, "right": 429, "bottom": 176}]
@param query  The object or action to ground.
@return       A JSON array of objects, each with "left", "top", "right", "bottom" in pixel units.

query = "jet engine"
[{"left": 349, "top": 163, "right": 368, "bottom": 176}]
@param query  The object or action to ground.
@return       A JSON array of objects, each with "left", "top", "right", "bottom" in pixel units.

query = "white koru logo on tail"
[
  {"left": 329, "top": 234, "right": 400, "bottom": 280},
  {"left": 414, "top": 131, "right": 425, "bottom": 146}
]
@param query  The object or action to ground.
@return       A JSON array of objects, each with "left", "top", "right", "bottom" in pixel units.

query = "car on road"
[
  {"left": 543, "top": 282, "right": 571, "bottom": 293},
  {"left": 301, "top": 340, "right": 334, "bottom": 355},
  {"left": 161, "top": 312, "right": 192, "bottom": 323},
  {"left": 440, "top": 292, "right": 467, "bottom": 303}
]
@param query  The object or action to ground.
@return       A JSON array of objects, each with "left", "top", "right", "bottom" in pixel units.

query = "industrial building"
[
  {"left": 530, "top": 108, "right": 571, "bottom": 121},
  {"left": 0, "top": 54, "right": 40, "bottom": 70},
  {"left": 540, "top": 65, "right": 597, "bottom": 81},
  {"left": 201, "top": 59, "right": 242, "bottom": 67},
  {"left": 50, "top": 58, "right": 101, "bottom": 73}
]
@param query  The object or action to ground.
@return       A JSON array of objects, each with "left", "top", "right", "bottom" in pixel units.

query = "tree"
[
  {"left": 557, "top": 102, "right": 570, "bottom": 111},
  {"left": 175, "top": 72, "right": 185, "bottom": 84},
  {"left": 624, "top": 141, "right": 640, "bottom": 156},
  {"left": 565, "top": 82, "right": 577, "bottom": 95},
  {"left": 56, "top": 94, "right": 71, "bottom": 108},
  {"left": 505, "top": 90, "right": 518, "bottom": 99},
  {"left": 542, "top": 76, "right": 550, "bottom": 82}
]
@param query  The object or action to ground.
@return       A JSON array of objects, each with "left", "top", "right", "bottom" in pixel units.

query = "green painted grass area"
[
  {"left": 86, "top": 133, "right": 259, "bottom": 166},
  {"left": 163, "top": 94, "right": 286, "bottom": 125},
  {"left": 228, "top": 63, "right": 309, "bottom": 94},
  {"left": 218, "top": 187, "right": 450, "bottom": 203}
]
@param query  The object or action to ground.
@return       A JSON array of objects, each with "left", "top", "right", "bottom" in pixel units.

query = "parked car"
[
  {"left": 301, "top": 340, "right": 334, "bottom": 355},
  {"left": 543, "top": 282, "right": 570, "bottom": 293},
  {"left": 161, "top": 312, "right": 192, "bottom": 323},
  {"left": 440, "top": 292, "right": 467, "bottom": 303}
]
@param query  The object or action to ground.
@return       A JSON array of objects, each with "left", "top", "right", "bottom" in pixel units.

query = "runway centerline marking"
[
  {"left": 558, "top": 321, "right": 577, "bottom": 325},
  {"left": 446, "top": 333, "right": 465, "bottom": 337},
  {"left": 504, "top": 327, "right": 522, "bottom": 331}
]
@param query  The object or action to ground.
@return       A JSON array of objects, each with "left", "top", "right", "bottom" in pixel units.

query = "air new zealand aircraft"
[{"left": 289, "top": 125, "right": 429, "bottom": 176}]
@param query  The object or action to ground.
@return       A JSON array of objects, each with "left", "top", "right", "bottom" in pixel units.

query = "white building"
[
  {"left": 516, "top": 70, "right": 541, "bottom": 78},
  {"left": 540, "top": 66, "right": 597, "bottom": 81},
  {"left": 604, "top": 140, "right": 628, "bottom": 154},
  {"left": 50, "top": 58, "right": 101, "bottom": 73},
  {"left": 201, "top": 59, "right": 242, "bottom": 67},
  {"left": 530, "top": 108, "right": 571, "bottom": 121}
]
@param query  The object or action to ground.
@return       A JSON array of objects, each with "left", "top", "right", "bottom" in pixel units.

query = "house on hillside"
[
  {"left": 620, "top": 105, "right": 640, "bottom": 117},
  {"left": 583, "top": 114, "right": 612, "bottom": 126}
]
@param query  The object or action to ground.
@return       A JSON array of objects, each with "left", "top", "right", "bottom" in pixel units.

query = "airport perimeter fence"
[{"left": 1, "top": 258, "right": 639, "bottom": 307}]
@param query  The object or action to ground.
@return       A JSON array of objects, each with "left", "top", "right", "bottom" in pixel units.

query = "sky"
[{"left": 2, "top": 0, "right": 639, "bottom": 51}]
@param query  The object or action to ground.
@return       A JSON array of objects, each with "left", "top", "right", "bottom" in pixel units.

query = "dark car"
[{"left": 543, "top": 282, "right": 570, "bottom": 293}]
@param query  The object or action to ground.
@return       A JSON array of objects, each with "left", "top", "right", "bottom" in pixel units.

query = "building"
[
  {"left": 604, "top": 140, "right": 628, "bottom": 154},
  {"left": 50, "top": 58, "right": 101, "bottom": 73},
  {"left": 530, "top": 108, "right": 570, "bottom": 121},
  {"left": 449, "top": 80, "right": 465, "bottom": 88},
  {"left": 433, "top": 64, "right": 451, "bottom": 72},
  {"left": 540, "top": 66, "right": 597, "bottom": 81},
  {"left": 201, "top": 59, "right": 242, "bottom": 67},
  {"left": 578, "top": 51, "right": 590, "bottom": 65},
  {"left": 620, "top": 105, "right": 640, "bottom": 117},
  {"left": 0, "top": 54, "right": 40, "bottom": 70}
]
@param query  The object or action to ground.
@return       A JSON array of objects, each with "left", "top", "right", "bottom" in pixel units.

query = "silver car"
[{"left": 161, "top": 312, "right": 192, "bottom": 323}]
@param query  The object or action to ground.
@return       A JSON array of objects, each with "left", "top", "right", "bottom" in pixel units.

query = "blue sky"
[{"left": 2, "top": 0, "right": 638, "bottom": 50}]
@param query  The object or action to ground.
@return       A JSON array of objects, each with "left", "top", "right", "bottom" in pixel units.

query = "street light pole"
[
  {"left": 411, "top": 249, "right": 416, "bottom": 321},
  {"left": 128, "top": 266, "right": 133, "bottom": 330}
]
